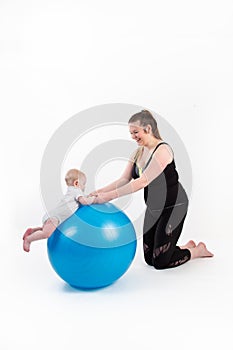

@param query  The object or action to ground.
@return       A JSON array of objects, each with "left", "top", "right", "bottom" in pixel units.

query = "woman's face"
[{"left": 129, "top": 122, "right": 147, "bottom": 146}]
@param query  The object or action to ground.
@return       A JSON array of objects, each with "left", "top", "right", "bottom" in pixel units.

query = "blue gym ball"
[{"left": 47, "top": 203, "right": 137, "bottom": 289}]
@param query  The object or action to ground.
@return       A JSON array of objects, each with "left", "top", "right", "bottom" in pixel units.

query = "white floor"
[{"left": 1, "top": 233, "right": 231, "bottom": 350}]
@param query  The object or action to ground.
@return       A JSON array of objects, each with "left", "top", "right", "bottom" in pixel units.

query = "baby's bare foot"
[
  {"left": 23, "top": 228, "right": 33, "bottom": 240},
  {"left": 23, "top": 238, "right": 30, "bottom": 252},
  {"left": 180, "top": 240, "right": 196, "bottom": 250}
]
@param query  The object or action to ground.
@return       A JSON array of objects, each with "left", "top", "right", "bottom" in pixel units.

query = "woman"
[{"left": 91, "top": 110, "right": 213, "bottom": 269}]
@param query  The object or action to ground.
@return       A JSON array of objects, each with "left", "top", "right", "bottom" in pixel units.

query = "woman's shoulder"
[
  {"left": 155, "top": 141, "right": 173, "bottom": 153},
  {"left": 153, "top": 142, "right": 174, "bottom": 164}
]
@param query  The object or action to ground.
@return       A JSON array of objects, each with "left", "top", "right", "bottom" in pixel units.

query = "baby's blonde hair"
[{"left": 65, "top": 169, "right": 86, "bottom": 186}]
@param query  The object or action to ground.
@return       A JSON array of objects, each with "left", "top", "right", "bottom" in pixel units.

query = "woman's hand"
[
  {"left": 78, "top": 195, "right": 96, "bottom": 205},
  {"left": 88, "top": 190, "right": 102, "bottom": 197},
  {"left": 93, "top": 190, "right": 117, "bottom": 204},
  {"left": 94, "top": 194, "right": 107, "bottom": 204}
]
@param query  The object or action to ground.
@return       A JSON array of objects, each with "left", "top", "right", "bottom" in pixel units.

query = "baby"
[{"left": 23, "top": 168, "right": 94, "bottom": 252}]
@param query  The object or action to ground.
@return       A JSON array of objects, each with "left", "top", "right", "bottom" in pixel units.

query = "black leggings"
[{"left": 143, "top": 202, "right": 191, "bottom": 269}]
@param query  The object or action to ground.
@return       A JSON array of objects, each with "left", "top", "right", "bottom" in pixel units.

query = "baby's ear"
[{"left": 74, "top": 179, "right": 79, "bottom": 187}]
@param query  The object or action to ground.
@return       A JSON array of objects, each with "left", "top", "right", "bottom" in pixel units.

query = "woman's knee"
[
  {"left": 144, "top": 254, "right": 153, "bottom": 266},
  {"left": 152, "top": 258, "right": 169, "bottom": 270},
  {"left": 143, "top": 242, "right": 153, "bottom": 266},
  {"left": 152, "top": 242, "right": 172, "bottom": 269}
]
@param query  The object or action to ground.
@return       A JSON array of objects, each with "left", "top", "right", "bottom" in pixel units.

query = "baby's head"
[{"left": 65, "top": 169, "right": 86, "bottom": 191}]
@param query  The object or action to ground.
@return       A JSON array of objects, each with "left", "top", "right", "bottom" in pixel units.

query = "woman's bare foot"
[
  {"left": 180, "top": 240, "right": 196, "bottom": 250},
  {"left": 189, "top": 242, "right": 214, "bottom": 259},
  {"left": 23, "top": 238, "right": 30, "bottom": 252}
]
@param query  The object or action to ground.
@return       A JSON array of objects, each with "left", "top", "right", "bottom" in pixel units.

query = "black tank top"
[{"left": 132, "top": 142, "right": 188, "bottom": 210}]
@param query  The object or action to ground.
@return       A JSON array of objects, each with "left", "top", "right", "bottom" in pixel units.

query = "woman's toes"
[{"left": 197, "top": 242, "right": 214, "bottom": 257}]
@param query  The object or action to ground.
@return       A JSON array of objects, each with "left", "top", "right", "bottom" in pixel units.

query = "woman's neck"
[{"left": 145, "top": 137, "right": 163, "bottom": 151}]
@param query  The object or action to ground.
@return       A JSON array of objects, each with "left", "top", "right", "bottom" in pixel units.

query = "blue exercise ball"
[{"left": 47, "top": 203, "right": 137, "bottom": 289}]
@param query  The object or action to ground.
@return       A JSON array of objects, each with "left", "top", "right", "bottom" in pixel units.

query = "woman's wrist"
[{"left": 108, "top": 189, "right": 119, "bottom": 201}]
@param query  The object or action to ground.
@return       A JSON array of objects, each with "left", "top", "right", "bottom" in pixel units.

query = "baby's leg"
[
  {"left": 23, "top": 227, "right": 43, "bottom": 240},
  {"left": 23, "top": 218, "right": 58, "bottom": 252},
  {"left": 42, "top": 218, "right": 59, "bottom": 239}
]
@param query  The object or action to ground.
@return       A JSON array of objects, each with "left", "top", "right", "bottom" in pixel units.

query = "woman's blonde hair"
[{"left": 128, "top": 109, "right": 162, "bottom": 139}]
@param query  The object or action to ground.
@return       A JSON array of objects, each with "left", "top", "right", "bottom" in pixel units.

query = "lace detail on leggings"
[
  {"left": 168, "top": 255, "right": 190, "bottom": 267},
  {"left": 153, "top": 242, "right": 171, "bottom": 259},
  {"left": 166, "top": 224, "right": 173, "bottom": 236},
  {"left": 143, "top": 243, "right": 150, "bottom": 254}
]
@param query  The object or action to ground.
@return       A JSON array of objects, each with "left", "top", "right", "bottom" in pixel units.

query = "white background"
[{"left": 0, "top": 1, "right": 232, "bottom": 349}]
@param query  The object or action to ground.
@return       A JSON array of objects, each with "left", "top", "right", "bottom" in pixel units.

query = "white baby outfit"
[{"left": 42, "top": 186, "right": 84, "bottom": 225}]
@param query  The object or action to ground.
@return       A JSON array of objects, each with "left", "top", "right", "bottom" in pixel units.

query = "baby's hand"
[{"left": 78, "top": 195, "right": 96, "bottom": 205}]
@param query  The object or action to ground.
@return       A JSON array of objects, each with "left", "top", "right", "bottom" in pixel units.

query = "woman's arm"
[
  {"left": 89, "top": 149, "right": 138, "bottom": 195},
  {"left": 94, "top": 174, "right": 148, "bottom": 203},
  {"left": 94, "top": 144, "right": 173, "bottom": 203}
]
